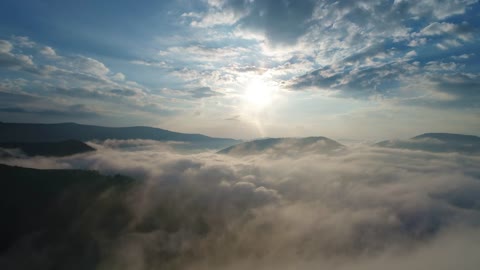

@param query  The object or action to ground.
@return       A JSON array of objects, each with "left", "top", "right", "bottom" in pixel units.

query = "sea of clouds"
[{"left": 1, "top": 139, "right": 480, "bottom": 270}]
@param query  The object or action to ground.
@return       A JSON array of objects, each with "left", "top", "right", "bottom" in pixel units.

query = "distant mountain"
[
  {"left": 0, "top": 140, "right": 95, "bottom": 157},
  {"left": 0, "top": 122, "right": 240, "bottom": 149},
  {"left": 375, "top": 133, "right": 480, "bottom": 154},
  {"left": 218, "top": 137, "right": 344, "bottom": 156},
  {"left": 412, "top": 133, "right": 480, "bottom": 143}
]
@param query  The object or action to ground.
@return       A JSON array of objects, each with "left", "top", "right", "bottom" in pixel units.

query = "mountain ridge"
[
  {"left": 218, "top": 136, "right": 344, "bottom": 156},
  {"left": 0, "top": 163, "right": 136, "bottom": 254},
  {"left": 0, "top": 140, "right": 95, "bottom": 157},
  {"left": 412, "top": 133, "right": 480, "bottom": 142},
  {"left": 375, "top": 132, "right": 480, "bottom": 154},
  {"left": 0, "top": 122, "right": 240, "bottom": 149}
]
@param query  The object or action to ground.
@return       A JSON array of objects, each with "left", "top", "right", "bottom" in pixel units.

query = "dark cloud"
[
  {"left": 224, "top": 115, "right": 240, "bottom": 121},
  {"left": 238, "top": 0, "right": 316, "bottom": 45},
  {"left": 0, "top": 90, "right": 108, "bottom": 122},
  {"left": 110, "top": 88, "right": 137, "bottom": 96},
  {"left": 187, "top": 0, "right": 317, "bottom": 44},
  {"left": 189, "top": 86, "right": 222, "bottom": 99},
  {"left": 288, "top": 61, "right": 413, "bottom": 97},
  {"left": 433, "top": 73, "right": 480, "bottom": 98},
  {"left": 55, "top": 87, "right": 105, "bottom": 99},
  {"left": 341, "top": 42, "right": 388, "bottom": 64},
  {"left": 0, "top": 107, "right": 29, "bottom": 113},
  {"left": 0, "top": 104, "right": 100, "bottom": 118},
  {"left": 289, "top": 56, "right": 480, "bottom": 107},
  {"left": 206, "top": 0, "right": 478, "bottom": 46},
  {"left": 0, "top": 91, "right": 40, "bottom": 104}
]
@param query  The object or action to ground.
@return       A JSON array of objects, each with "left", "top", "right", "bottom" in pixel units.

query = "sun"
[{"left": 244, "top": 77, "right": 274, "bottom": 109}]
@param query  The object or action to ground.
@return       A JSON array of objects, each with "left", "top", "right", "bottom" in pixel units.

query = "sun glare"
[{"left": 244, "top": 77, "right": 275, "bottom": 109}]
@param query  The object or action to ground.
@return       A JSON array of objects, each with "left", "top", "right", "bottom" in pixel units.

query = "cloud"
[
  {"left": 405, "top": 50, "right": 417, "bottom": 58},
  {"left": 11, "top": 36, "right": 36, "bottom": 48},
  {"left": 112, "top": 72, "right": 126, "bottom": 81},
  {"left": 109, "top": 88, "right": 137, "bottom": 97},
  {"left": 39, "top": 46, "right": 58, "bottom": 58},
  {"left": 419, "top": 22, "right": 461, "bottom": 36},
  {"left": 433, "top": 73, "right": 480, "bottom": 99},
  {"left": 158, "top": 86, "right": 223, "bottom": 101},
  {"left": 0, "top": 39, "right": 38, "bottom": 73},
  {"left": 451, "top": 53, "right": 474, "bottom": 60},
  {"left": 157, "top": 45, "right": 251, "bottom": 66},
  {"left": 288, "top": 61, "right": 416, "bottom": 97},
  {"left": 0, "top": 90, "right": 39, "bottom": 104},
  {"left": 130, "top": 60, "right": 168, "bottom": 68},
  {"left": 287, "top": 54, "right": 480, "bottom": 108},
  {"left": 0, "top": 103, "right": 100, "bottom": 118},
  {"left": 69, "top": 55, "right": 110, "bottom": 77},
  {"left": 186, "top": 9, "right": 243, "bottom": 28},
  {"left": 0, "top": 40, "right": 13, "bottom": 53},
  {"left": 193, "top": 0, "right": 476, "bottom": 47},
  {"left": 1, "top": 140, "right": 480, "bottom": 269},
  {"left": 194, "top": 0, "right": 316, "bottom": 45},
  {"left": 189, "top": 86, "right": 222, "bottom": 99},
  {"left": 0, "top": 36, "right": 188, "bottom": 123},
  {"left": 406, "top": 0, "right": 478, "bottom": 20},
  {"left": 408, "top": 38, "right": 427, "bottom": 47},
  {"left": 341, "top": 42, "right": 388, "bottom": 64},
  {"left": 171, "top": 0, "right": 480, "bottom": 113}
]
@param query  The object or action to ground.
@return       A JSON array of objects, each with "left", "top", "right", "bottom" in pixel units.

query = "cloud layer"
[{"left": 1, "top": 140, "right": 480, "bottom": 269}]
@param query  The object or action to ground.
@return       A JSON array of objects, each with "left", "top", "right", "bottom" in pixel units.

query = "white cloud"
[
  {"left": 408, "top": 0, "right": 478, "bottom": 20},
  {"left": 39, "top": 46, "right": 59, "bottom": 58},
  {"left": 190, "top": 10, "right": 242, "bottom": 27},
  {"left": 0, "top": 40, "right": 13, "bottom": 53},
  {"left": 70, "top": 56, "right": 110, "bottom": 76},
  {"left": 0, "top": 39, "right": 37, "bottom": 72},
  {"left": 112, "top": 72, "right": 126, "bottom": 81},
  {"left": 160, "top": 45, "right": 250, "bottom": 63},
  {"left": 0, "top": 36, "right": 181, "bottom": 121},
  {"left": 420, "top": 22, "right": 459, "bottom": 36},
  {"left": 12, "top": 36, "right": 35, "bottom": 48},
  {"left": 451, "top": 53, "right": 474, "bottom": 60},
  {"left": 130, "top": 60, "right": 168, "bottom": 68},
  {"left": 405, "top": 50, "right": 417, "bottom": 58},
  {"left": 407, "top": 38, "right": 427, "bottom": 47}
]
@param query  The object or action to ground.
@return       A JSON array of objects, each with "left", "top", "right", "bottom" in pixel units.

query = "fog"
[{"left": 1, "top": 140, "right": 480, "bottom": 269}]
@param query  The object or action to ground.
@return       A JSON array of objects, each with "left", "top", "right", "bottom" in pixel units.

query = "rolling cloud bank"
[{"left": 1, "top": 139, "right": 480, "bottom": 269}]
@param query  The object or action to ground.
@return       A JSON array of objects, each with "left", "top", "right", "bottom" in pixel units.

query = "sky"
[{"left": 0, "top": 0, "right": 479, "bottom": 140}]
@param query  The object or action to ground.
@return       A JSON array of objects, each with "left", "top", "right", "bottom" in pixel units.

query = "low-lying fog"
[{"left": 2, "top": 139, "right": 480, "bottom": 270}]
